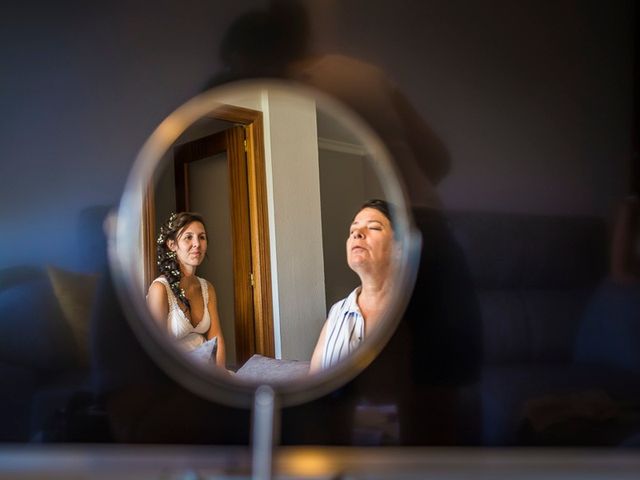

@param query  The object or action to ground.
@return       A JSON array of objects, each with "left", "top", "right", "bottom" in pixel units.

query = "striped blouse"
[{"left": 321, "top": 287, "right": 365, "bottom": 369}]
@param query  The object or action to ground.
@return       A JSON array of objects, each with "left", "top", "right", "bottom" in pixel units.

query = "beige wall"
[{"left": 227, "top": 88, "right": 327, "bottom": 361}]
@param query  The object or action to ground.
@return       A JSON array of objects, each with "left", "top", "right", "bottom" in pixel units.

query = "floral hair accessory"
[
  {"left": 166, "top": 212, "right": 177, "bottom": 230},
  {"left": 155, "top": 211, "right": 205, "bottom": 313},
  {"left": 156, "top": 212, "right": 178, "bottom": 245}
]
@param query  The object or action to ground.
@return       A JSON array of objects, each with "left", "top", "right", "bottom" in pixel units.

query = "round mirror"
[{"left": 109, "top": 79, "right": 421, "bottom": 408}]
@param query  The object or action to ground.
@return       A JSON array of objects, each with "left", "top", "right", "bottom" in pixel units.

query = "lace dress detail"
[{"left": 151, "top": 276, "right": 210, "bottom": 351}]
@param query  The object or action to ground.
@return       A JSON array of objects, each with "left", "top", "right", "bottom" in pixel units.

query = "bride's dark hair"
[{"left": 156, "top": 212, "right": 207, "bottom": 312}]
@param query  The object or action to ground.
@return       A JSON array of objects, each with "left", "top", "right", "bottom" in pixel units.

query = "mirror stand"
[{"left": 251, "top": 385, "right": 280, "bottom": 480}]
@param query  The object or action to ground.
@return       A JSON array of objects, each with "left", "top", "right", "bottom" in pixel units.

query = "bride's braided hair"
[{"left": 156, "top": 212, "right": 206, "bottom": 312}]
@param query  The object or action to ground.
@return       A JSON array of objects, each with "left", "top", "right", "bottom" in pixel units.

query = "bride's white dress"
[{"left": 151, "top": 276, "right": 210, "bottom": 351}]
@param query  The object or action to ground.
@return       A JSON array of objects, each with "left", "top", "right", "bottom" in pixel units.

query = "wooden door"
[
  {"left": 173, "top": 127, "right": 253, "bottom": 365},
  {"left": 143, "top": 106, "right": 274, "bottom": 366}
]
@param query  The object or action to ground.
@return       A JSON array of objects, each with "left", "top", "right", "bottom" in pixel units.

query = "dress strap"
[
  {"left": 199, "top": 277, "right": 209, "bottom": 307},
  {"left": 152, "top": 276, "right": 178, "bottom": 311}
]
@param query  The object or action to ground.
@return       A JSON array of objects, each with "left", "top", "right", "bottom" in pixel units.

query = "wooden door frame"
[
  {"left": 173, "top": 127, "right": 256, "bottom": 366},
  {"left": 142, "top": 104, "right": 274, "bottom": 361}
]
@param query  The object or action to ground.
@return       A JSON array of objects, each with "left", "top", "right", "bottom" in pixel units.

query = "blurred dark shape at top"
[
  {"left": 216, "top": 0, "right": 310, "bottom": 83},
  {"left": 210, "top": 0, "right": 451, "bottom": 207}
]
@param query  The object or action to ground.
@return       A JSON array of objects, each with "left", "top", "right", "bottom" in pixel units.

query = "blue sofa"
[
  {"left": 0, "top": 265, "right": 96, "bottom": 441},
  {"left": 2, "top": 208, "right": 638, "bottom": 446},
  {"left": 448, "top": 210, "right": 640, "bottom": 445}
]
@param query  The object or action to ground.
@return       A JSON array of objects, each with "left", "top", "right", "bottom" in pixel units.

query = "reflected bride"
[
  {"left": 310, "top": 199, "right": 398, "bottom": 373},
  {"left": 147, "top": 212, "right": 227, "bottom": 368}
]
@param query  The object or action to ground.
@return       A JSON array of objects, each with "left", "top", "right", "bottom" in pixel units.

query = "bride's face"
[{"left": 169, "top": 221, "right": 208, "bottom": 269}]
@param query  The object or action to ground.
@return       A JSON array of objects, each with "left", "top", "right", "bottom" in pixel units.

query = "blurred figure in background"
[
  {"left": 211, "top": 0, "right": 451, "bottom": 209},
  {"left": 210, "top": 0, "right": 481, "bottom": 445}
]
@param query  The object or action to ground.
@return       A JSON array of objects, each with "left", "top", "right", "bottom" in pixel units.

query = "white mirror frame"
[{"left": 109, "top": 79, "right": 421, "bottom": 408}]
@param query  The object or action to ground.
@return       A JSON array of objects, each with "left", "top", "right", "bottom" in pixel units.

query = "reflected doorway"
[{"left": 142, "top": 106, "right": 274, "bottom": 367}]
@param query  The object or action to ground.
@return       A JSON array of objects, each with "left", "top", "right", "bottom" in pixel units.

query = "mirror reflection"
[
  {"left": 310, "top": 200, "right": 398, "bottom": 373},
  {"left": 147, "top": 212, "right": 226, "bottom": 367},
  {"left": 135, "top": 83, "right": 409, "bottom": 384}
]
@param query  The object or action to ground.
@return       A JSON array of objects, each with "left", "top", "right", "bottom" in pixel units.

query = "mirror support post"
[{"left": 252, "top": 385, "right": 279, "bottom": 480}]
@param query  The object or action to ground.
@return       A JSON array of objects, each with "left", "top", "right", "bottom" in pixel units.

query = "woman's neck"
[
  {"left": 359, "top": 277, "right": 390, "bottom": 301},
  {"left": 357, "top": 270, "right": 393, "bottom": 331},
  {"left": 358, "top": 265, "right": 392, "bottom": 300},
  {"left": 180, "top": 264, "right": 197, "bottom": 282}
]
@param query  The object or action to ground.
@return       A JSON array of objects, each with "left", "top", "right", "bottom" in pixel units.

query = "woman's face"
[
  {"left": 346, "top": 207, "right": 394, "bottom": 275},
  {"left": 168, "top": 221, "right": 208, "bottom": 270}
]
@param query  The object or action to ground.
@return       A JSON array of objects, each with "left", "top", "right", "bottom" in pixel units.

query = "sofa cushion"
[
  {"left": 47, "top": 266, "right": 99, "bottom": 367},
  {"left": 448, "top": 212, "right": 523, "bottom": 289},
  {"left": 574, "top": 280, "right": 640, "bottom": 374},
  {"left": 516, "top": 215, "right": 606, "bottom": 289},
  {"left": 481, "top": 364, "right": 640, "bottom": 445},
  {"left": 30, "top": 370, "right": 91, "bottom": 439},
  {"left": 0, "top": 363, "right": 39, "bottom": 441},
  {"left": 522, "top": 288, "right": 591, "bottom": 362},
  {"left": 0, "top": 268, "right": 77, "bottom": 372},
  {"left": 479, "top": 290, "right": 529, "bottom": 363},
  {"left": 448, "top": 211, "right": 606, "bottom": 290},
  {"left": 448, "top": 211, "right": 606, "bottom": 364},
  {"left": 479, "top": 288, "right": 591, "bottom": 363}
]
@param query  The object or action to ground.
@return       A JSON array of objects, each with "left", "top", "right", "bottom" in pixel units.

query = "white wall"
[
  {"left": 226, "top": 87, "right": 327, "bottom": 361},
  {"left": 266, "top": 90, "right": 327, "bottom": 360}
]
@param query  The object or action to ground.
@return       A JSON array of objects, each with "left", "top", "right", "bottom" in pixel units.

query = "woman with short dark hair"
[{"left": 309, "top": 199, "right": 397, "bottom": 373}]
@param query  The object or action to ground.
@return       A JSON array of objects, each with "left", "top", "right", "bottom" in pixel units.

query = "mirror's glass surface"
[{"left": 111, "top": 80, "right": 419, "bottom": 405}]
